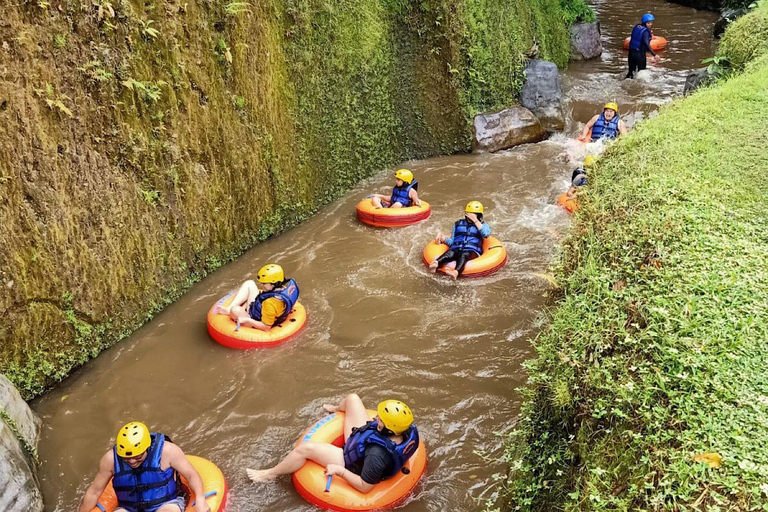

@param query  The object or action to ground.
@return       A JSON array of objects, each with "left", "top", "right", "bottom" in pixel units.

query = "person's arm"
[
  {"left": 618, "top": 120, "right": 628, "bottom": 136},
  {"left": 479, "top": 222, "right": 491, "bottom": 238},
  {"left": 325, "top": 464, "right": 375, "bottom": 493},
  {"left": 581, "top": 115, "right": 598, "bottom": 138},
  {"left": 444, "top": 224, "right": 457, "bottom": 246},
  {"left": 79, "top": 451, "right": 114, "bottom": 512},
  {"left": 167, "top": 444, "right": 211, "bottom": 512},
  {"left": 642, "top": 30, "right": 658, "bottom": 58},
  {"left": 410, "top": 188, "right": 421, "bottom": 207}
]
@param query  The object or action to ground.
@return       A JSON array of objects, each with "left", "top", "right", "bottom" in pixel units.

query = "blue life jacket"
[
  {"left": 629, "top": 24, "right": 650, "bottom": 51},
  {"left": 591, "top": 113, "right": 620, "bottom": 141},
  {"left": 389, "top": 180, "right": 418, "bottom": 207},
  {"left": 112, "top": 433, "right": 179, "bottom": 512},
  {"left": 248, "top": 278, "right": 299, "bottom": 326},
  {"left": 450, "top": 218, "right": 484, "bottom": 255},
  {"left": 342, "top": 419, "right": 420, "bottom": 480}
]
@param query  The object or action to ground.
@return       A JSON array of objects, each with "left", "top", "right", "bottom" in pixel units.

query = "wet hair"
[
  {"left": 475, "top": 213, "right": 484, "bottom": 223},
  {"left": 268, "top": 278, "right": 288, "bottom": 288}
]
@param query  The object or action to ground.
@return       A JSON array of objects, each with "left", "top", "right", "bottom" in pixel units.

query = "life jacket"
[
  {"left": 449, "top": 218, "right": 484, "bottom": 255},
  {"left": 628, "top": 24, "right": 650, "bottom": 51},
  {"left": 591, "top": 112, "right": 620, "bottom": 141},
  {"left": 389, "top": 180, "right": 418, "bottom": 207},
  {"left": 248, "top": 278, "right": 299, "bottom": 326},
  {"left": 112, "top": 433, "right": 179, "bottom": 512},
  {"left": 342, "top": 419, "right": 420, "bottom": 480},
  {"left": 571, "top": 169, "right": 587, "bottom": 187}
]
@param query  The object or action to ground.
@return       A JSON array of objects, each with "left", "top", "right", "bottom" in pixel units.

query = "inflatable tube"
[
  {"left": 576, "top": 129, "right": 592, "bottom": 143},
  {"left": 91, "top": 455, "right": 228, "bottom": 512},
  {"left": 292, "top": 410, "right": 427, "bottom": 512},
  {"left": 557, "top": 193, "right": 579, "bottom": 214},
  {"left": 207, "top": 292, "right": 307, "bottom": 349},
  {"left": 356, "top": 198, "right": 431, "bottom": 228},
  {"left": 623, "top": 35, "right": 667, "bottom": 51},
  {"left": 422, "top": 236, "right": 507, "bottom": 278}
]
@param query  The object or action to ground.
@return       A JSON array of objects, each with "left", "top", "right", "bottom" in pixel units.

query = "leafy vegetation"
[{"left": 717, "top": 0, "right": 768, "bottom": 69}]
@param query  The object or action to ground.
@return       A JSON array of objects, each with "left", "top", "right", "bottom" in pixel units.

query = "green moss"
[{"left": 717, "top": 1, "right": 768, "bottom": 69}]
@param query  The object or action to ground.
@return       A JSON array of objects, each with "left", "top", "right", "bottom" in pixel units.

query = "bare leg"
[
  {"left": 371, "top": 195, "right": 390, "bottom": 209},
  {"left": 219, "top": 280, "right": 259, "bottom": 318},
  {"left": 246, "top": 442, "right": 344, "bottom": 482},
  {"left": 156, "top": 503, "right": 185, "bottom": 512},
  {"left": 389, "top": 202, "right": 403, "bottom": 209},
  {"left": 323, "top": 394, "right": 371, "bottom": 440}
]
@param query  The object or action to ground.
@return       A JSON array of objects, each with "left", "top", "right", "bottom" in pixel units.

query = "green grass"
[{"left": 501, "top": 18, "right": 768, "bottom": 510}]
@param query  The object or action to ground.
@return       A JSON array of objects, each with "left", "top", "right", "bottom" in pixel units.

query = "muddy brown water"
[{"left": 32, "top": 2, "right": 718, "bottom": 510}]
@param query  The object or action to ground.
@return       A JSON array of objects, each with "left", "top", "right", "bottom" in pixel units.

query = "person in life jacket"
[
  {"left": 246, "top": 394, "right": 419, "bottom": 494},
  {"left": 217, "top": 263, "right": 300, "bottom": 330},
  {"left": 79, "top": 421, "right": 210, "bottom": 512},
  {"left": 566, "top": 155, "right": 596, "bottom": 200},
  {"left": 579, "top": 103, "right": 628, "bottom": 142},
  {"left": 429, "top": 201, "right": 491, "bottom": 279},
  {"left": 626, "top": 13, "right": 661, "bottom": 79},
  {"left": 371, "top": 169, "right": 422, "bottom": 209}
]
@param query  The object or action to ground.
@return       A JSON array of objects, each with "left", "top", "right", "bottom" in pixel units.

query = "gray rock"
[
  {"left": 714, "top": 8, "right": 747, "bottom": 38},
  {"left": 684, "top": 67, "right": 711, "bottom": 95},
  {"left": 0, "top": 375, "right": 41, "bottom": 450},
  {"left": 520, "top": 60, "right": 565, "bottom": 132},
  {"left": 570, "top": 22, "right": 603, "bottom": 61},
  {"left": 473, "top": 106, "right": 546, "bottom": 153}
]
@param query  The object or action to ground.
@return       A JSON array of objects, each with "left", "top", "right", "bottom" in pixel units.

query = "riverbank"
[
  {"left": 503, "top": 4, "right": 768, "bottom": 509},
  {"left": 0, "top": 0, "right": 592, "bottom": 398}
]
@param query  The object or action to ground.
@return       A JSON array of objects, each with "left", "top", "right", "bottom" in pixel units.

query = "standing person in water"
[
  {"left": 217, "top": 263, "right": 299, "bottom": 331},
  {"left": 626, "top": 13, "right": 661, "bottom": 79},
  {"left": 429, "top": 201, "right": 491, "bottom": 279},
  {"left": 246, "top": 394, "right": 420, "bottom": 493},
  {"left": 580, "top": 103, "right": 628, "bottom": 142},
  {"left": 370, "top": 169, "right": 421, "bottom": 209},
  {"left": 79, "top": 421, "right": 210, "bottom": 512}
]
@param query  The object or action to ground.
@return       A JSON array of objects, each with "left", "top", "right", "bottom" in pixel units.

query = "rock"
[
  {"left": 570, "top": 22, "right": 603, "bottom": 61},
  {"left": 684, "top": 67, "right": 711, "bottom": 95},
  {"left": 714, "top": 8, "right": 747, "bottom": 39},
  {"left": 664, "top": 0, "right": 720, "bottom": 11},
  {"left": 520, "top": 60, "right": 565, "bottom": 132},
  {"left": 472, "top": 106, "right": 546, "bottom": 153},
  {"left": 0, "top": 375, "right": 44, "bottom": 512}
]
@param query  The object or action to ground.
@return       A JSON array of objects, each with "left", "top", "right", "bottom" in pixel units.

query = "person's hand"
[
  {"left": 654, "top": 54, "right": 660, "bottom": 64},
  {"left": 435, "top": 233, "right": 446, "bottom": 244},
  {"left": 195, "top": 499, "right": 211, "bottom": 512},
  {"left": 465, "top": 212, "right": 478, "bottom": 223},
  {"left": 325, "top": 464, "right": 346, "bottom": 477}
]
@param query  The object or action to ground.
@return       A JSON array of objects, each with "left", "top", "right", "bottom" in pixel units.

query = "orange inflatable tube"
[
  {"left": 422, "top": 236, "right": 507, "bottom": 278},
  {"left": 557, "top": 193, "right": 579, "bottom": 214},
  {"left": 576, "top": 129, "right": 592, "bottom": 143},
  {"left": 91, "top": 455, "right": 228, "bottom": 512},
  {"left": 207, "top": 292, "right": 307, "bottom": 349},
  {"left": 623, "top": 35, "right": 667, "bottom": 51},
  {"left": 292, "top": 411, "right": 427, "bottom": 512},
  {"left": 356, "top": 198, "right": 431, "bottom": 228}
]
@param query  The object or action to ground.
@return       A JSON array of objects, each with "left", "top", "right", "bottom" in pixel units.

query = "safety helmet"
[
  {"left": 377, "top": 400, "right": 414, "bottom": 435},
  {"left": 641, "top": 13, "right": 655, "bottom": 24},
  {"left": 394, "top": 169, "right": 414, "bottom": 184},
  {"left": 116, "top": 421, "right": 151, "bottom": 458},
  {"left": 257, "top": 263, "right": 284, "bottom": 284},
  {"left": 465, "top": 201, "right": 484, "bottom": 214},
  {"left": 584, "top": 155, "right": 597, "bottom": 167},
  {"left": 603, "top": 102, "right": 619, "bottom": 113}
]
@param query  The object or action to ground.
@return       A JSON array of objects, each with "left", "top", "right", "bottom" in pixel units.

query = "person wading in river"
[
  {"left": 246, "top": 394, "right": 420, "bottom": 493},
  {"left": 626, "top": 13, "right": 661, "bottom": 78},
  {"left": 579, "top": 103, "right": 628, "bottom": 142},
  {"left": 79, "top": 421, "right": 210, "bottom": 512},
  {"left": 216, "top": 263, "right": 299, "bottom": 331},
  {"left": 429, "top": 201, "right": 491, "bottom": 279},
  {"left": 370, "top": 168, "right": 422, "bottom": 209}
]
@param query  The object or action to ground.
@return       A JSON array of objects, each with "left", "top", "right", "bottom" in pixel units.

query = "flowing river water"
[{"left": 32, "top": 1, "right": 719, "bottom": 510}]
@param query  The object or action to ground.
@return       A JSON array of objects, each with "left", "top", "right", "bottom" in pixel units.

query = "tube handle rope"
[{"left": 190, "top": 490, "right": 218, "bottom": 506}]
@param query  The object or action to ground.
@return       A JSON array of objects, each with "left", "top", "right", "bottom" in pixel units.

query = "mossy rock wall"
[{"left": 0, "top": 0, "right": 586, "bottom": 398}]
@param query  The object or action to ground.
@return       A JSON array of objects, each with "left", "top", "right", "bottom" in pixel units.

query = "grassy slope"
[{"left": 505, "top": 5, "right": 768, "bottom": 509}]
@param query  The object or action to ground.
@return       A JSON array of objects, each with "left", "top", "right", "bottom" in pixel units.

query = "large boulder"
[
  {"left": 570, "top": 22, "right": 603, "bottom": 61},
  {"left": 714, "top": 8, "right": 748, "bottom": 38},
  {"left": 473, "top": 106, "right": 546, "bottom": 153},
  {"left": 684, "top": 67, "right": 711, "bottom": 95},
  {"left": 0, "top": 375, "right": 43, "bottom": 512},
  {"left": 520, "top": 60, "right": 565, "bottom": 132}
]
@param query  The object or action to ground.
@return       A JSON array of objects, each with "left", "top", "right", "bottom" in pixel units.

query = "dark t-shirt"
[{"left": 346, "top": 444, "right": 395, "bottom": 484}]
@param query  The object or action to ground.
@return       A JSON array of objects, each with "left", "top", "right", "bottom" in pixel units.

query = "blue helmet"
[{"left": 641, "top": 13, "right": 655, "bottom": 24}]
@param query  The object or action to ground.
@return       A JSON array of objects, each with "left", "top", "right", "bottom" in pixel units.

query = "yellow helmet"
[
  {"left": 257, "top": 263, "right": 284, "bottom": 284},
  {"left": 584, "top": 155, "right": 597, "bottom": 167},
  {"left": 394, "top": 169, "right": 414, "bottom": 184},
  {"left": 604, "top": 102, "right": 619, "bottom": 113},
  {"left": 465, "top": 201, "right": 484, "bottom": 214},
  {"left": 377, "top": 400, "right": 414, "bottom": 435},
  {"left": 115, "top": 421, "right": 151, "bottom": 458}
]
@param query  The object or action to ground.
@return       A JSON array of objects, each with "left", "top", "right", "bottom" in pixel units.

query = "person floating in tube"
[
  {"left": 579, "top": 102, "right": 628, "bottom": 143},
  {"left": 370, "top": 168, "right": 421, "bottom": 209},
  {"left": 216, "top": 263, "right": 299, "bottom": 331},
  {"left": 567, "top": 155, "right": 595, "bottom": 199},
  {"left": 428, "top": 201, "right": 491, "bottom": 279},
  {"left": 626, "top": 13, "right": 660, "bottom": 79},
  {"left": 246, "top": 394, "right": 420, "bottom": 493},
  {"left": 79, "top": 421, "right": 211, "bottom": 512}
]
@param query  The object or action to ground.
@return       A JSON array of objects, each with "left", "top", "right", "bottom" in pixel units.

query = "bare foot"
[
  {"left": 445, "top": 268, "right": 459, "bottom": 280},
  {"left": 216, "top": 305, "right": 231, "bottom": 315},
  {"left": 428, "top": 261, "right": 438, "bottom": 274},
  {"left": 246, "top": 468, "right": 275, "bottom": 483},
  {"left": 323, "top": 403, "right": 339, "bottom": 413}
]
